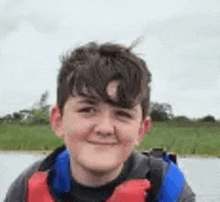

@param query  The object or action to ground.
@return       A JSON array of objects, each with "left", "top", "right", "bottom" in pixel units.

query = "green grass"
[
  {"left": 1, "top": 122, "right": 220, "bottom": 157},
  {"left": 138, "top": 122, "right": 220, "bottom": 157},
  {"left": 0, "top": 123, "right": 63, "bottom": 151}
]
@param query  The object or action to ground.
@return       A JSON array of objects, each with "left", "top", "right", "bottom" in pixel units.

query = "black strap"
[
  {"left": 147, "top": 156, "right": 163, "bottom": 201},
  {"left": 142, "top": 150, "right": 164, "bottom": 202}
]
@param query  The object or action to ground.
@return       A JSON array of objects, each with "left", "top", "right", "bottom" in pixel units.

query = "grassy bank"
[
  {"left": 0, "top": 124, "right": 63, "bottom": 151},
  {"left": 138, "top": 122, "right": 220, "bottom": 157},
  {"left": 1, "top": 122, "right": 220, "bottom": 157}
]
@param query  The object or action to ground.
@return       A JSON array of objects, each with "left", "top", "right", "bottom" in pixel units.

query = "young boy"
[{"left": 4, "top": 42, "right": 195, "bottom": 201}]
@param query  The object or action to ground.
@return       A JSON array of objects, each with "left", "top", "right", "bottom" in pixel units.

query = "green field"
[
  {"left": 138, "top": 122, "right": 220, "bottom": 157},
  {"left": 0, "top": 124, "right": 63, "bottom": 151},
  {"left": 1, "top": 122, "right": 220, "bottom": 157}
]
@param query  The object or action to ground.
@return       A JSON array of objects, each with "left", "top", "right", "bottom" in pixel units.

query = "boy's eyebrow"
[
  {"left": 77, "top": 97, "right": 139, "bottom": 113},
  {"left": 114, "top": 106, "right": 138, "bottom": 113},
  {"left": 77, "top": 98, "right": 100, "bottom": 105}
]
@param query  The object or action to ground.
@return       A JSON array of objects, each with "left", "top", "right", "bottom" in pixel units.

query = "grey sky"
[{"left": 1, "top": 0, "right": 220, "bottom": 119}]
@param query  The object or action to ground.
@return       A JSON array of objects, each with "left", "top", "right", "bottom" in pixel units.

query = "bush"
[
  {"left": 200, "top": 115, "right": 216, "bottom": 123},
  {"left": 30, "top": 110, "right": 49, "bottom": 124},
  {"left": 172, "top": 116, "right": 191, "bottom": 123},
  {"left": 150, "top": 110, "right": 169, "bottom": 121}
]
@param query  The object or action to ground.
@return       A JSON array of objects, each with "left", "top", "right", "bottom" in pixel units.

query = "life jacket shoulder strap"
[
  {"left": 27, "top": 172, "right": 55, "bottom": 202},
  {"left": 146, "top": 156, "right": 164, "bottom": 201},
  {"left": 142, "top": 148, "right": 185, "bottom": 202}
]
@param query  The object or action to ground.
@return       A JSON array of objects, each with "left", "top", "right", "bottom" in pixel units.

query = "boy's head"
[
  {"left": 57, "top": 42, "right": 151, "bottom": 120},
  {"left": 51, "top": 42, "right": 152, "bottom": 184}
]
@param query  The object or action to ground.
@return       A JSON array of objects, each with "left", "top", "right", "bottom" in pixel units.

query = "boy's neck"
[{"left": 70, "top": 159, "right": 124, "bottom": 187}]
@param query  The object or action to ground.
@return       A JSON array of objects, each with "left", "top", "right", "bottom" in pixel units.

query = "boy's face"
[{"left": 51, "top": 81, "right": 151, "bottom": 174}]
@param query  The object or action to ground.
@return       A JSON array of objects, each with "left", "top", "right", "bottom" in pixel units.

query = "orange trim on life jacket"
[
  {"left": 27, "top": 172, "right": 55, "bottom": 202},
  {"left": 27, "top": 172, "right": 151, "bottom": 202},
  {"left": 107, "top": 179, "right": 151, "bottom": 202}
]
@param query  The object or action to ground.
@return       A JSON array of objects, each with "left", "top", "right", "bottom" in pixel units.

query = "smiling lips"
[{"left": 88, "top": 141, "right": 117, "bottom": 146}]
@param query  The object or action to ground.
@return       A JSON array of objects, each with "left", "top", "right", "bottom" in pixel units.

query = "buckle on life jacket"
[{"left": 143, "top": 148, "right": 177, "bottom": 164}]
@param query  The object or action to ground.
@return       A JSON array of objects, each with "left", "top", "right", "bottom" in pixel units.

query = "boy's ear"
[
  {"left": 50, "top": 104, "right": 64, "bottom": 139},
  {"left": 137, "top": 116, "right": 152, "bottom": 144},
  {"left": 142, "top": 116, "right": 152, "bottom": 135}
]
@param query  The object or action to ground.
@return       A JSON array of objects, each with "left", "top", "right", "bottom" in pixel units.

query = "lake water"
[{"left": 1, "top": 152, "right": 220, "bottom": 202}]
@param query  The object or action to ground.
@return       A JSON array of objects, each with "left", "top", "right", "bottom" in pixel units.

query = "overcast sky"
[{"left": 1, "top": 0, "right": 220, "bottom": 119}]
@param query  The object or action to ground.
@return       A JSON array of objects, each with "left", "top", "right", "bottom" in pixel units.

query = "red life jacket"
[
  {"left": 27, "top": 171, "right": 151, "bottom": 202},
  {"left": 27, "top": 172, "right": 54, "bottom": 202}
]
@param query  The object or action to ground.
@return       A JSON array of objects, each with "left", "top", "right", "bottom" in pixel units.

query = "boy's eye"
[
  {"left": 78, "top": 107, "right": 96, "bottom": 114},
  {"left": 116, "top": 111, "right": 132, "bottom": 119}
]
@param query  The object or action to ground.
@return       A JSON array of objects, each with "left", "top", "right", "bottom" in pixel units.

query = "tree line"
[
  {"left": 0, "top": 91, "right": 218, "bottom": 124},
  {"left": 150, "top": 102, "right": 217, "bottom": 123},
  {"left": 1, "top": 91, "right": 51, "bottom": 124}
]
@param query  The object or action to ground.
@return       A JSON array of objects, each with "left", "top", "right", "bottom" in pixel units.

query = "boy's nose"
[{"left": 94, "top": 114, "right": 115, "bottom": 137}]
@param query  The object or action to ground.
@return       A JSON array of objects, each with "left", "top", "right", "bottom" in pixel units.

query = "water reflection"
[{"left": 1, "top": 152, "right": 220, "bottom": 202}]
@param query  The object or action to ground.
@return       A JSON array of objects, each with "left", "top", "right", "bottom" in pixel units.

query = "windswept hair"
[{"left": 57, "top": 42, "right": 151, "bottom": 119}]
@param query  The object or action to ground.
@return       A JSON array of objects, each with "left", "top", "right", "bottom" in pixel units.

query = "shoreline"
[{"left": 0, "top": 150, "right": 219, "bottom": 158}]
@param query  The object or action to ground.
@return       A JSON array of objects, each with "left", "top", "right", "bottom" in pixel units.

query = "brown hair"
[{"left": 57, "top": 42, "right": 151, "bottom": 119}]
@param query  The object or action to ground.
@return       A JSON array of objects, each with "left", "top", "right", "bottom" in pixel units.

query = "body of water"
[{"left": 1, "top": 152, "right": 220, "bottom": 201}]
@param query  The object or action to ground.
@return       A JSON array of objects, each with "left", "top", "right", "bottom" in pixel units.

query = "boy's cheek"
[
  {"left": 64, "top": 130, "right": 91, "bottom": 144},
  {"left": 64, "top": 120, "right": 92, "bottom": 137},
  {"left": 118, "top": 128, "right": 140, "bottom": 143}
]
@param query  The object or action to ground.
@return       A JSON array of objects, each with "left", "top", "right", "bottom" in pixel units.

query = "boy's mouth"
[{"left": 87, "top": 141, "right": 117, "bottom": 146}]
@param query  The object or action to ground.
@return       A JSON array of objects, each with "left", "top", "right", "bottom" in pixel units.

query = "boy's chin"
[
  {"left": 88, "top": 162, "right": 121, "bottom": 173},
  {"left": 79, "top": 154, "right": 123, "bottom": 174}
]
